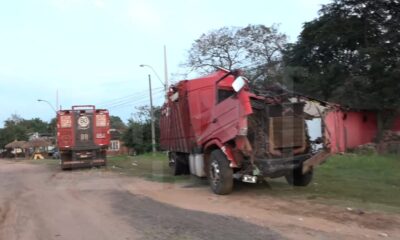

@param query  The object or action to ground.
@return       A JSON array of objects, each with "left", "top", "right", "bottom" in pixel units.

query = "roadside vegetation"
[
  {"left": 107, "top": 153, "right": 190, "bottom": 183},
  {"left": 107, "top": 153, "right": 400, "bottom": 212}
]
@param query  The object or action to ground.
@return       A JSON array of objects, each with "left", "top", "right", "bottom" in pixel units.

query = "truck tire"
[
  {"left": 99, "top": 149, "right": 107, "bottom": 167},
  {"left": 209, "top": 150, "right": 233, "bottom": 195},
  {"left": 285, "top": 168, "right": 313, "bottom": 186},
  {"left": 169, "top": 152, "right": 189, "bottom": 176}
]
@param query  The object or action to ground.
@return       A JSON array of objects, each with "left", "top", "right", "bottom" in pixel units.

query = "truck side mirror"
[{"left": 232, "top": 76, "right": 246, "bottom": 92}]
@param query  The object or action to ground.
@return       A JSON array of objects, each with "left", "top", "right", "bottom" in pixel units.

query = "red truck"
[
  {"left": 57, "top": 105, "right": 110, "bottom": 170},
  {"left": 160, "top": 68, "right": 329, "bottom": 194}
]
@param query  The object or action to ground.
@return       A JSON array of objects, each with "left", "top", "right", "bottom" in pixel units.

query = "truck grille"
[{"left": 269, "top": 117, "right": 305, "bottom": 148}]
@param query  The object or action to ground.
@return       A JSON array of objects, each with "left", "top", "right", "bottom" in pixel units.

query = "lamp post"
[
  {"left": 37, "top": 99, "right": 57, "bottom": 113},
  {"left": 139, "top": 64, "right": 166, "bottom": 93},
  {"left": 139, "top": 65, "right": 161, "bottom": 154}
]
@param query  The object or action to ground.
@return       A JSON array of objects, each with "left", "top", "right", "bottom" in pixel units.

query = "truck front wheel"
[
  {"left": 209, "top": 150, "right": 233, "bottom": 195},
  {"left": 285, "top": 167, "right": 313, "bottom": 186}
]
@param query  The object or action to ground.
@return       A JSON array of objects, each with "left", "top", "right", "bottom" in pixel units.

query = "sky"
[{"left": 0, "top": 0, "right": 330, "bottom": 127}]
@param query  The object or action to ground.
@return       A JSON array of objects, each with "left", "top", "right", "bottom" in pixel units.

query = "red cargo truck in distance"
[
  {"left": 160, "top": 68, "right": 329, "bottom": 195},
  {"left": 57, "top": 105, "right": 110, "bottom": 170}
]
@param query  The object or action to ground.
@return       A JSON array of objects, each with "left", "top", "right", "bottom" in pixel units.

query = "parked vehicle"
[
  {"left": 57, "top": 105, "right": 110, "bottom": 170},
  {"left": 160, "top": 68, "right": 329, "bottom": 194}
]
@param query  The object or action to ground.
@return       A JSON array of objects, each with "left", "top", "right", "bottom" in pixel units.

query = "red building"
[
  {"left": 107, "top": 129, "right": 129, "bottom": 156},
  {"left": 324, "top": 110, "right": 400, "bottom": 153}
]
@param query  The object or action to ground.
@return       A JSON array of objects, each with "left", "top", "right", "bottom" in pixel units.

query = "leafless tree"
[{"left": 185, "top": 24, "right": 287, "bottom": 87}]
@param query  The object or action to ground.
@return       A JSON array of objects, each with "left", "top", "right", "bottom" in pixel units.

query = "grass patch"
[
  {"left": 264, "top": 154, "right": 400, "bottom": 212},
  {"left": 107, "top": 153, "right": 190, "bottom": 183}
]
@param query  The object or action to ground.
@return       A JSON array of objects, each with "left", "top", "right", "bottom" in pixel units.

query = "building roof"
[{"left": 5, "top": 140, "right": 27, "bottom": 149}]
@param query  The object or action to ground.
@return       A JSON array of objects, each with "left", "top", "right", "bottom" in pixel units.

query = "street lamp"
[
  {"left": 139, "top": 64, "right": 163, "bottom": 154},
  {"left": 139, "top": 64, "right": 166, "bottom": 92},
  {"left": 37, "top": 99, "right": 57, "bottom": 113}
]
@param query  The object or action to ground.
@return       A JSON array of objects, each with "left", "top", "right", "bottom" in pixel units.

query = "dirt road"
[{"left": 0, "top": 160, "right": 399, "bottom": 240}]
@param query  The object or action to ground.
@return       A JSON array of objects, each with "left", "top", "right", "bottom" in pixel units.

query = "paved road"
[{"left": 0, "top": 160, "right": 282, "bottom": 240}]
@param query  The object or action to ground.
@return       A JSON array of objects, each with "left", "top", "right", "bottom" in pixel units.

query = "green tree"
[
  {"left": 122, "top": 120, "right": 144, "bottom": 153},
  {"left": 2, "top": 115, "right": 29, "bottom": 144},
  {"left": 121, "top": 106, "right": 161, "bottom": 154},
  {"left": 0, "top": 115, "right": 53, "bottom": 148},
  {"left": 109, "top": 115, "right": 126, "bottom": 130},
  {"left": 284, "top": 0, "right": 400, "bottom": 140},
  {"left": 21, "top": 118, "right": 49, "bottom": 134},
  {"left": 48, "top": 118, "right": 57, "bottom": 136}
]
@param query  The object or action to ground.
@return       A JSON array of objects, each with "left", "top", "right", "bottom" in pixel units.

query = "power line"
[
  {"left": 98, "top": 89, "right": 164, "bottom": 109},
  {"left": 105, "top": 89, "right": 164, "bottom": 108},
  {"left": 106, "top": 90, "right": 165, "bottom": 110},
  {"left": 96, "top": 87, "right": 163, "bottom": 107},
  {"left": 97, "top": 87, "right": 163, "bottom": 107}
]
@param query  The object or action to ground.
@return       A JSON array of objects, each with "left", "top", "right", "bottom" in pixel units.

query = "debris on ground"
[
  {"left": 354, "top": 143, "right": 378, "bottom": 155},
  {"left": 378, "top": 232, "right": 389, "bottom": 238},
  {"left": 381, "top": 130, "right": 400, "bottom": 142},
  {"left": 352, "top": 131, "right": 400, "bottom": 154}
]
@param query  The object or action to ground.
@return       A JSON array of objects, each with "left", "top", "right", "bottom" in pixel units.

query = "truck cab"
[{"left": 160, "top": 68, "right": 329, "bottom": 194}]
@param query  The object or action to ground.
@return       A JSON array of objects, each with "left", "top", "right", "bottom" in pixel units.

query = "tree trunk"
[{"left": 376, "top": 111, "right": 384, "bottom": 143}]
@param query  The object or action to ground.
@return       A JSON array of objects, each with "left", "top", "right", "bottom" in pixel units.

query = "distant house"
[
  {"left": 107, "top": 129, "right": 129, "bottom": 156},
  {"left": 27, "top": 132, "right": 56, "bottom": 157}
]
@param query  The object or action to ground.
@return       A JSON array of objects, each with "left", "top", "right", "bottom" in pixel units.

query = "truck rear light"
[
  {"left": 96, "top": 114, "right": 107, "bottom": 127},
  {"left": 60, "top": 115, "right": 72, "bottom": 128}
]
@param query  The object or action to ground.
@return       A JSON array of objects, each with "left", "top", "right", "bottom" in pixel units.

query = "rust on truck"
[
  {"left": 160, "top": 68, "right": 330, "bottom": 195},
  {"left": 57, "top": 105, "right": 110, "bottom": 170}
]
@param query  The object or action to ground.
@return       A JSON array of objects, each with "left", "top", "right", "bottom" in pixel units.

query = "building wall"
[{"left": 324, "top": 110, "right": 399, "bottom": 153}]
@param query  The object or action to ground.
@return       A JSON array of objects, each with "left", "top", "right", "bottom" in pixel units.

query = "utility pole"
[
  {"left": 56, "top": 89, "right": 59, "bottom": 111},
  {"left": 148, "top": 74, "right": 156, "bottom": 154},
  {"left": 163, "top": 45, "right": 169, "bottom": 100}
]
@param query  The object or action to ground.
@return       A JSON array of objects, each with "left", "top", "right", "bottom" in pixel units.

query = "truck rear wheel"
[
  {"left": 60, "top": 151, "right": 72, "bottom": 170},
  {"left": 285, "top": 167, "right": 313, "bottom": 186},
  {"left": 209, "top": 150, "right": 233, "bottom": 195}
]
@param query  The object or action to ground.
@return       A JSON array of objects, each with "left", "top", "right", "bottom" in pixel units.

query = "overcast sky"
[{"left": 0, "top": 0, "right": 330, "bottom": 126}]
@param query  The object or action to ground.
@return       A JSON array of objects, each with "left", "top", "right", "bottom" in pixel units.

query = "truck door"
[
  {"left": 207, "top": 85, "right": 240, "bottom": 143},
  {"left": 74, "top": 112, "right": 94, "bottom": 148}
]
